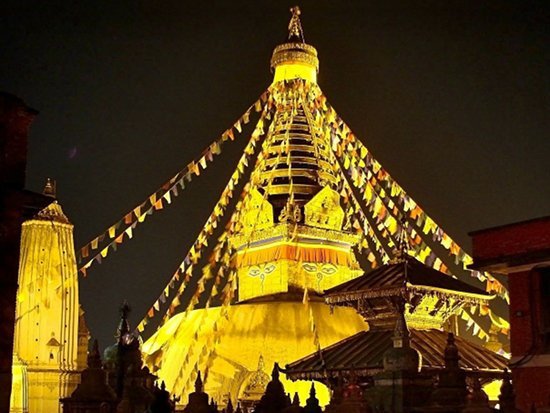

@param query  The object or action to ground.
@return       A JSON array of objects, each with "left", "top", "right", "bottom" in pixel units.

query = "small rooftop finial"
[
  {"left": 304, "top": 381, "right": 322, "bottom": 413},
  {"left": 271, "top": 362, "right": 280, "bottom": 381},
  {"left": 288, "top": 6, "right": 304, "bottom": 42},
  {"left": 392, "top": 218, "right": 410, "bottom": 263},
  {"left": 43, "top": 178, "right": 56, "bottom": 198},
  {"left": 392, "top": 306, "right": 411, "bottom": 349},
  {"left": 444, "top": 332, "right": 460, "bottom": 369},
  {"left": 116, "top": 301, "right": 132, "bottom": 340},
  {"left": 195, "top": 370, "right": 204, "bottom": 393},
  {"left": 309, "top": 381, "right": 316, "bottom": 397},
  {"left": 120, "top": 301, "right": 131, "bottom": 320},
  {"left": 87, "top": 339, "right": 102, "bottom": 369}
]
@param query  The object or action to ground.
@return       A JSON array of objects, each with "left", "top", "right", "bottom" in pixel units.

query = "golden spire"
[
  {"left": 287, "top": 6, "right": 304, "bottom": 42},
  {"left": 271, "top": 6, "right": 319, "bottom": 83}
]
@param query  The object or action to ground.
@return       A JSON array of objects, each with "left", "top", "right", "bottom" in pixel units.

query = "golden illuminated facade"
[
  {"left": 139, "top": 6, "right": 509, "bottom": 409},
  {"left": 10, "top": 183, "right": 87, "bottom": 413},
  {"left": 142, "top": 9, "right": 368, "bottom": 406}
]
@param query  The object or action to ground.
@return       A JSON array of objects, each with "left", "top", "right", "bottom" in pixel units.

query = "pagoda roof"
[
  {"left": 324, "top": 258, "right": 492, "bottom": 302},
  {"left": 284, "top": 329, "right": 507, "bottom": 380}
]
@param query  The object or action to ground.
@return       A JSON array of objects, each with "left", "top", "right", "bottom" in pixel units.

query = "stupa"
[
  {"left": 122, "top": 6, "right": 509, "bottom": 408},
  {"left": 141, "top": 7, "right": 370, "bottom": 405}
]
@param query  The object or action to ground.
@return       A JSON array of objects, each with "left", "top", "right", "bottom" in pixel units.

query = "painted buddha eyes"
[
  {"left": 249, "top": 267, "right": 261, "bottom": 277},
  {"left": 301, "top": 263, "right": 337, "bottom": 275},
  {"left": 248, "top": 264, "right": 276, "bottom": 277},
  {"left": 302, "top": 263, "right": 317, "bottom": 272},
  {"left": 321, "top": 264, "right": 337, "bottom": 275},
  {"left": 264, "top": 264, "right": 276, "bottom": 274}
]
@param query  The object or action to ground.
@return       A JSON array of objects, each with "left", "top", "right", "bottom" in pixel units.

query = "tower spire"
[
  {"left": 287, "top": 6, "right": 305, "bottom": 42},
  {"left": 271, "top": 6, "right": 319, "bottom": 83},
  {"left": 43, "top": 177, "right": 56, "bottom": 198}
]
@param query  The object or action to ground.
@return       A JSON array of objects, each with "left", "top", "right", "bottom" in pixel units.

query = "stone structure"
[
  {"left": 427, "top": 333, "right": 469, "bottom": 411},
  {"left": 302, "top": 384, "right": 322, "bottom": 413},
  {"left": 183, "top": 371, "right": 217, "bottom": 413},
  {"left": 253, "top": 364, "right": 291, "bottom": 413},
  {"left": 104, "top": 303, "right": 158, "bottom": 403},
  {"left": 11, "top": 182, "right": 89, "bottom": 413},
  {"left": 61, "top": 340, "right": 118, "bottom": 413},
  {"left": 364, "top": 311, "right": 431, "bottom": 412}
]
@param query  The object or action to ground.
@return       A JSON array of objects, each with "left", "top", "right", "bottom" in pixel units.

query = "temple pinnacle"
[
  {"left": 288, "top": 6, "right": 304, "bottom": 42},
  {"left": 271, "top": 363, "right": 280, "bottom": 381},
  {"left": 195, "top": 370, "right": 203, "bottom": 393},
  {"left": 43, "top": 177, "right": 56, "bottom": 198},
  {"left": 271, "top": 5, "right": 318, "bottom": 82},
  {"left": 391, "top": 218, "right": 410, "bottom": 264}
]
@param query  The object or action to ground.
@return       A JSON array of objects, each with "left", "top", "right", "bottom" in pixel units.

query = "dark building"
[
  {"left": 470, "top": 216, "right": 550, "bottom": 412},
  {"left": 0, "top": 93, "right": 51, "bottom": 411}
]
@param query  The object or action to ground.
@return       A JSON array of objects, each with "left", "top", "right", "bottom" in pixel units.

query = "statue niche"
[{"left": 304, "top": 187, "right": 344, "bottom": 230}]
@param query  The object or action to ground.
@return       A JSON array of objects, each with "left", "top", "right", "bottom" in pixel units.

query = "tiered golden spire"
[
  {"left": 271, "top": 6, "right": 319, "bottom": 82},
  {"left": 287, "top": 6, "right": 305, "bottom": 42}
]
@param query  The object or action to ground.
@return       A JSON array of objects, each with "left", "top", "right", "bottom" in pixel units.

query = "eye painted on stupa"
[
  {"left": 302, "top": 263, "right": 317, "bottom": 273},
  {"left": 249, "top": 266, "right": 261, "bottom": 277},
  {"left": 321, "top": 264, "right": 337, "bottom": 275},
  {"left": 264, "top": 263, "right": 276, "bottom": 274}
]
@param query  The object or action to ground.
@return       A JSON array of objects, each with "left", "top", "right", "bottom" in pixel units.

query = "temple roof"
[
  {"left": 33, "top": 201, "right": 71, "bottom": 224},
  {"left": 284, "top": 329, "right": 507, "bottom": 380},
  {"left": 324, "top": 258, "right": 492, "bottom": 301}
]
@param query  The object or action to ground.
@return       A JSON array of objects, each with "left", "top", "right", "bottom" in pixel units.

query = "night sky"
[{"left": 2, "top": 1, "right": 548, "bottom": 350}]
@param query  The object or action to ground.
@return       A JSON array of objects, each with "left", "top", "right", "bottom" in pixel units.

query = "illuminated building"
[
  {"left": 141, "top": 8, "right": 370, "bottom": 405},
  {"left": 284, "top": 251, "right": 507, "bottom": 403},
  {"left": 10, "top": 181, "right": 88, "bottom": 413},
  {"left": 137, "top": 7, "right": 509, "bottom": 408}
]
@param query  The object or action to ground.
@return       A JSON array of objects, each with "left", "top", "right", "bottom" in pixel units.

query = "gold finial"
[
  {"left": 270, "top": 6, "right": 319, "bottom": 81},
  {"left": 43, "top": 177, "right": 56, "bottom": 198},
  {"left": 391, "top": 218, "right": 410, "bottom": 263},
  {"left": 288, "top": 6, "right": 304, "bottom": 42}
]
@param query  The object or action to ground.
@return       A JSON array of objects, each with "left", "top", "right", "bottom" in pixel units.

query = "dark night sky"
[{"left": 1, "top": 1, "right": 548, "bottom": 349}]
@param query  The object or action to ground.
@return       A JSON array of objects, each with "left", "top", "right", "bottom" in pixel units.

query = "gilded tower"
[
  {"left": 10, "top": 180, "right": 88, "bottom": 413},
  {"left": 142, "top": 7, "right": 369, "bottom": 406},
  {"left": 141, "top": 5, "right": 508, "bottom": 409},
  {"left": 231, "top": 11, "right": 362, "bottom": 300}
]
